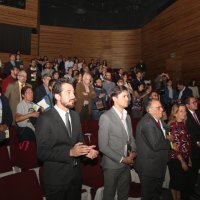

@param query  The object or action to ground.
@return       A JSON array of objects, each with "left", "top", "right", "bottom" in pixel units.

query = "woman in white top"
[{"left": 188, "top": 79, "right": 199, "bottom": 98}]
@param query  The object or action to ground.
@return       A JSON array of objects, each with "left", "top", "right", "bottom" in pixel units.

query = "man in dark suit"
[
  {"left": 135, "top": 99, "right": 173, "bottom": 200},
  {"left": 185, "top": 97, "right": 200, "bottom": 198},
  {"left": 177, "top": 80, "right": 193, "bottom": 104},
  {"left": 98, "top": 85, "right": 136, "bottom": 200},
  {"left": 34, "top": 73, "right": 51, "bottom": 103},
  {"left": 35, "top": 79, "right": 98, "bottom": 200}
]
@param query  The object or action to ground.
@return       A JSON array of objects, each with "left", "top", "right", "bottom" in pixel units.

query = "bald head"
[{"left": 146, "top": 99, "right": 163, "bottom": 120}]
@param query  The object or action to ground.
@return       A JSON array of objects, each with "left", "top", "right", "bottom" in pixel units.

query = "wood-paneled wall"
[
  {"left": 0, "top": 0, "right": 39, "bottom": 68},
  {"left": 141, "top": 0, "right": 200, "bottom": 84},
  {"left": 0, "top": 33, "right": 39, "bottom": 68},
  {"left": 0, "top": 0, "right": 38, "bottom": 28},
  {"left": 39, "top": 26, "right": 141, "bottom": 70},
  {"left": 1, "top": 0, "right": 200, "bottom": 79}
]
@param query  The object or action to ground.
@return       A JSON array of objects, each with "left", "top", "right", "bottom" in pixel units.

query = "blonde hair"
[{"left": 168, "top": 104, "right": 187, "bottom": 125}]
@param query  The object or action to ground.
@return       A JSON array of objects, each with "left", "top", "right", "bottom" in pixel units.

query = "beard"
[{"left": 61, "top": 99, "right": 75, "bottom": 109}]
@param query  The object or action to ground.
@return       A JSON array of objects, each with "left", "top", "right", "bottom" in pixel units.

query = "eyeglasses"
[{"left": 150, "top": 106, "right": 163, "bottom": 110}]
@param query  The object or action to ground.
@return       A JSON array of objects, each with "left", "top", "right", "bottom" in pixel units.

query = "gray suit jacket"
[
  {"left": 134, "top": 113, "right": 170, "bottom": 179},
  {"left": 98, "top": 107, "right": 136, "bottom": 169},
  {"left": 5, "top": 81, "right": 21, "bottom": 123}
]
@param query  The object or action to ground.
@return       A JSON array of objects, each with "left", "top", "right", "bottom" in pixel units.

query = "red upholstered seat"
[
  {"left": 0, "top": 170, "right": 43, "bottom": 200},
  {"left": 10, "top": 142, "right": 39, "bottom": 170},
  {"left": 81, "top": 119, "right": 99, "bottom": 133},
  {"left": 0, "top": 146, "right": 12, "bottom": 173},
  {"left": 82, "top": 119, "right": 99, "bottom": 148},
  {"left": 81, "top": 155, "right": 104, "bottom": 199},
  {"left": 9, "top": 125, "right": 18, "bottom": 145}
]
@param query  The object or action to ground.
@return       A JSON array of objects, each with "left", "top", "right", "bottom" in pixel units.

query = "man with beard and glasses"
[
  {"left": 35, "top": 79, "right": 98, "bottom": 200},
  {"left": 102, "top": 72, "right": 116, "bottom": 97},
  {"left": 92, "top": 78, "right": 108, "bottom": 120}
]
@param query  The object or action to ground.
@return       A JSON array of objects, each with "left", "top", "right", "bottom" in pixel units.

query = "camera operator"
[{"left": 154, "top": 72, "right": 170, "bottom": 94}]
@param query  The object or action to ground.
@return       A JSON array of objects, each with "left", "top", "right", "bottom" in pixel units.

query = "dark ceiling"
[{"left": 40, "top": 0, "right": 176, "bottom": 30}]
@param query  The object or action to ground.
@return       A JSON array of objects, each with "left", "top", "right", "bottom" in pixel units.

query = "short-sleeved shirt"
[{"left": 16, "top": 100, "right": 35, "bottom": 130}]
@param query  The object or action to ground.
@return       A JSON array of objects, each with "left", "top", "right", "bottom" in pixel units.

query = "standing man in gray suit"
[
  {"left": 98, "top": 85, "right": 136, "bottom": 200},
  {"left": 135, "top": 99, "right": 173, "bottom": 200}
]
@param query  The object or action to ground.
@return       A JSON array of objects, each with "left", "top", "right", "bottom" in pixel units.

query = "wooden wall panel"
[
  {"left": 141, "top": 0, "right": 200, "bottom": 84},
  {"left": 39, "top": 26, "right": 141, "bottom": 70},
  {"left": 0, "top": 0, "right": 39, "bottom": 70},
  {"left": 0, "top": 0, "right": 38, "bottom": 28},
  {"left": 0, "top": 33, "right": 38, "bottom": 68}
]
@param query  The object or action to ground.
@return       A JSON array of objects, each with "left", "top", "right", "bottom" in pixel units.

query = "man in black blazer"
[
  {"left": 185, "top": 97, "right": 200, "bottom": 198},
  {"left": 135, "top": 99, "right": 173, "bottom": 200},
  {"left": 177, "top": 80, "right": 193, "bottom": 104},
  {"left": 0, "top": 92, "right": 13, "bottom": 142},
  {"left": 35, "top": 79, "right": 98, "bottom": 200}
]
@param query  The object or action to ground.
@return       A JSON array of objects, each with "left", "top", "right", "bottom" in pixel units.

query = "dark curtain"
[{"left": 0, "top": 23, "right": 31, "bottom": 54}]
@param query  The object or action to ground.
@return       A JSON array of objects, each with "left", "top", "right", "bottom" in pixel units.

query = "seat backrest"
[
  {"left": 81, "top": 155, "right": 104, "bottom": 189},
  {"left": 131, "top": 118, "right": 139, "bottom": 138},
  {"left": 0, "top": 170, "right": 43, "bottom": 200},
  {"left": 9, "top": 125, "right": 18, "bottom": 145},
  {"left": 0, "top": 146, "right": 13, "bottom": 173},
  {"left": 81, "top": 119, "right": 99, "bottom": 133},
  {"left": 10, "top": 142, "right": 39, "bottom": 170}
]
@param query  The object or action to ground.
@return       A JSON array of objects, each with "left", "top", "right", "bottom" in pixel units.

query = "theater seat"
[
  {"left": 0, "top": 170, "right": 43, "bottom": 200},
  {"left": 81, "top": 119, "right": 99, "bottom": 133},
  {"left": 0, "top": 146, "right": 16, "bottom": 178},
  {"left": 9, "top": 125, "right": 18, "bottom": 145},
  {"left": 10, "top": 142, "right": 39, "bottom": 170},
  {"left": 81, "top": 155, "right": 104, "bottom": 199}
]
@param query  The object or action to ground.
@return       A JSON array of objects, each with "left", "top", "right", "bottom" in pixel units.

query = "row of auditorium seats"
[{"left": 0, "top": 119, "right": 141, "bottom": 200}]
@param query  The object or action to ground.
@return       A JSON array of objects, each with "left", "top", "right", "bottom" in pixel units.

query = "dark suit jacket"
[
  {"left": 178, "top": 87, "right": 193, "bottom": 103},
  {"left": 0, "top": 94, "right": 13, "bottom": 126},
  {"left": 35, "top": 108, "right": 84, "bottom": 187},
  {"left": 135, "top": 113, "right": 170, "bottom": 179},
  {"left": 34, "top": 84, "right": 47, "bottom": 103},
  {"left": 161, "top": 86, "right": 177, "bottom": 106},
  {"left": 2, "top": 61, "right": 18, "bottom": 77},
  {"left": 186, "top": 110, "right": 200, "bottom": 157}
]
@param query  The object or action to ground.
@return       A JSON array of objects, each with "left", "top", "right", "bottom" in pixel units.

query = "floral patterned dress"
[{"left": 168, "top": 121, "right": 191, "bottom": 190}]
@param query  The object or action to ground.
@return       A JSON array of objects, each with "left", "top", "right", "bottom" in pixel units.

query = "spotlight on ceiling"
[{"left": 74, "top": 7, "right": 87, "bottom": 14}]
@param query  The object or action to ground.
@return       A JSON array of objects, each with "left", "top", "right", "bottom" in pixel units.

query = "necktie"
[
  {"left": 193, "top": 112, "right": 200, "bottom": 126},
  {"left": 65, "top": 112, "right": 72, "bottom": 137},
  {"left": 157, "top": 120, "right": 161, "bottom": 127}
]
